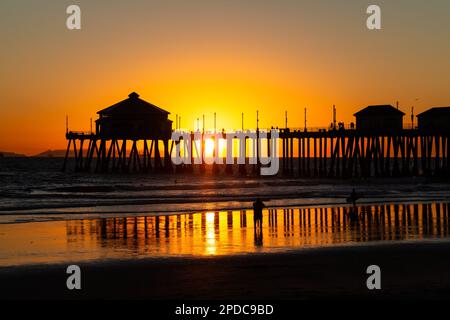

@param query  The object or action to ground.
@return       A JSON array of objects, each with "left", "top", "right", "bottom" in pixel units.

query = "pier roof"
[
  {"left": 353, "top": 105, "right": 405, "bottom": 117},
  {"left": 417, "top": 106, "right": 450, "bottom": 117},
  {"left": 97, "top": 92, "right": 170, "bottom": 115}
]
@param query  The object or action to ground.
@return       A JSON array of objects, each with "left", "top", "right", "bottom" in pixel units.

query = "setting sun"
[{"left": 204, "top": 139, "right": 215, "bottom": 158}]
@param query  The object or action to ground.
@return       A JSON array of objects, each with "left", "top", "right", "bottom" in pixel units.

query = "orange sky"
[{"left": 1, "top": 0, "right": 450, "bottom": 155}]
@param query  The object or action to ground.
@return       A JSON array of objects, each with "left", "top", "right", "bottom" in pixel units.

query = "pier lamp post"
[
  {"left": 333, "top": 105, "right": 336, "bottom": 130},
  {"left": 285, "top": 110, "right": 288, "bottom": 129},
  {"left": 256, "top": 110, "right": 259, "bottom": 131},
  {"left": 304, "top": 108, "right": 307, "bottom": 132}
]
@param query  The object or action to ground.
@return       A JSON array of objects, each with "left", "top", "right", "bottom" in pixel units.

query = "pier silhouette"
[{"left": 63, "top": 94, "right": 450, "bottom": 178}]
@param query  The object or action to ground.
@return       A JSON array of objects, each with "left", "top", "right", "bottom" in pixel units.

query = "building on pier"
[
  {"left": 63, "top": 92, "right": 173, "bottom": 173},
  {"left": 95, "top": 92, "right": 172, "bottom": 140},
  {"left": 353, "top": 105, "right": 404, "bottom": 133},
  {"left": 417, "top": 107, "right": 450, "bottom": 134}
]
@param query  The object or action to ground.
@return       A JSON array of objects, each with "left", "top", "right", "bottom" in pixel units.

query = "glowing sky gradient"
[{"left": 1, "top": 0, "right": 450, "bottom": 154}]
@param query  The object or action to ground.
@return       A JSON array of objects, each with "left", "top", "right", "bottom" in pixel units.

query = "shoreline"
[
  {"left": 0, "top": 197, "right": 449, "bottom": 224},
  {"left": 2, "top": 241, "right": 450, "bottom": 299},
  {"left": 2, "top": 166, "right": 450, "bottom": 223}
]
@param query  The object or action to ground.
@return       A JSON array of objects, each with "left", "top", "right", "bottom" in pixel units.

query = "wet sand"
[{"left": 2, "top": 241, "right": 450, "bottom": 300}]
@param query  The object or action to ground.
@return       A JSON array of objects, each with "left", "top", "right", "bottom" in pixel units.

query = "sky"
[{"left": 1, "top": 0, "right": 450, "bottom": 155}]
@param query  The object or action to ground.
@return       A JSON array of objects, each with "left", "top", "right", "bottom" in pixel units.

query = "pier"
[
  {"left": 62, "top": 94, "right": 450, "bottom": 178},
  {"left": 279, "top": 128, "right": 449, "bottom": 178},
  {"left": 62, "top": 128, "right": 450, "bottom": 178}
]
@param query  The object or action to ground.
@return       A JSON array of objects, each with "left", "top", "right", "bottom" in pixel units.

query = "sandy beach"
[{"left": 2, "top": 241, "right": 450, "bottom": 300}]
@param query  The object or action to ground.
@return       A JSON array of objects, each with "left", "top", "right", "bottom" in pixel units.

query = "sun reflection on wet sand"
[
  {"left": 0, "top": 202, "right": 449, "bottom": 266},
  {"left": 205, "top": 212, "right": 217, "bottom": 255}
]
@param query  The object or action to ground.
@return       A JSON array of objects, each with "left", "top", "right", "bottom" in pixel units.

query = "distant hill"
[
  {"left": 0, "top": 151, "right": 27, "bottom": 158},
  {"left": 32, "top": 149, "right": 74, "bottom": 158}
]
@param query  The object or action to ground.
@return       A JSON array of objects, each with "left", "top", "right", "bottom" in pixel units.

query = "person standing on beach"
[
  {"left": 348, "top": 188, "right": 359, "bottom": 207},
  {"left": 253, "top": 198, "right": 265, "bottom": 228},
  {"left": 347, "top": 188, "right": 360, "bottom": 221}
]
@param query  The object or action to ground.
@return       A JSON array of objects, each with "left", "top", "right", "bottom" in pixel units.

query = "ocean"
[
  {"left": 1, "top": 157, "right": 450, "bottom": 266},
  {"left": 1, "top": 157, "right": 450, "bottom": 223}
]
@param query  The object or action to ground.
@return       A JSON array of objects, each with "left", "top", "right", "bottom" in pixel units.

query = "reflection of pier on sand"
[{"left": 65, "top": 202, "right": 450, "bottom": 257}]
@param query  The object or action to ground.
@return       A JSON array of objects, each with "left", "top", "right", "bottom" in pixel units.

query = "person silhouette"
[
  {"left": 253, "top": 198, "right": 265, "bottom": 228},
  {"left": 346, "top": 189, "right": 360, "bottom": 221},
  {"left": 347, "top": 188, "right": 360, "bottom": 207}
]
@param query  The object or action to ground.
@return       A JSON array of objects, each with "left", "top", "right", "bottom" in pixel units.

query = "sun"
[
  {"left": 204, "top": 139, "right": 215, "bottom": 158},
  {"left": 204, "top": 138, "right": 228, "bottom": 158},
  {"left": 190, "top": 137, "right": 227, "bottom": 160}
]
